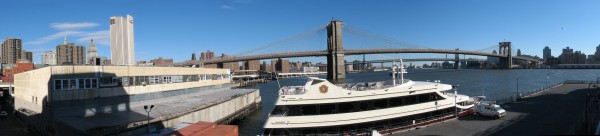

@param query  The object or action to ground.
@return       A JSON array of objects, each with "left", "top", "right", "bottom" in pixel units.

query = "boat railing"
[
  {"left": 280, "top": 86, "right": 307, "bottom": 95},
  {"left": 335, "top": 80, "right": 411, "bottom": 91}
]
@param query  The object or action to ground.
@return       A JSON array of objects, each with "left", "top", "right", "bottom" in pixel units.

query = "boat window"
[
  {"left": 270, "top": 106, "right": 289, "bottom": 116},
  {"left": 311, "top": 80, "right": 324, "bottom": 85},
  {"left": 301, "top": 105, "right": 317, "bottom": 115},
  {"left": 405, "top": 96, "right": 417, "bottom": 105},
  {"left": 287, "top": 105, "right": 302, "bottom": 116},
  {"left": 358, "top": 102, "right": 369, "bottom": 111},
  {"left": 418, "top": 93, "right": 431, "bottom": 103},
  {"left": 319, "top": 104, "right": 336, "bottom": 114},
  {"left": 337, "top": 102, "right": 354, "bottom": 113},
  {"left": 373, "top": 99, "right": 388, "bottom": 109},
  {"left": 389, "top": 97, "right": 404, "bottom": 107}
]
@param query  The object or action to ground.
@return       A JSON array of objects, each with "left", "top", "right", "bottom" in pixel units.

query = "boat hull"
[{"left": 263, "top": 107, "right": 473, "bottom": 136}]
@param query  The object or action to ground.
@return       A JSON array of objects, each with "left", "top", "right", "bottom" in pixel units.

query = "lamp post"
[
  {"left": 144, "top": 105, "right": 154, "bottom": 134},
  {"left": 516, "top": 78, "right": 520, "bottom": 100},
  {"left": 596, "top": 77, "right": 599, "bottom": 95},
  {"left": 454, "top": 84, "right": 459, "bottom": 118},
  {"left": 586, "top": 83, "right": 591, "bottom": 134}
]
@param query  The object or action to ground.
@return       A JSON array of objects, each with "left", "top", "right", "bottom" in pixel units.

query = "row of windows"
[
  {"left": 53, "top": 74, "right": 230, "bottom": 91},
  {"left": 271, "top": 93, "right": 443, "bottom": 116},
  {"left": 54, "top": 78, "right": 99, "bottom": 90}
]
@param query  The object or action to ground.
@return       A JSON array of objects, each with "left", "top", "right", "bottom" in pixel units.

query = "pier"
[
  {"left": 232, "top": 71, "right": 326, "bottom": 88},
  {"left": 395, "top": 82, "right": 596, "bottom": 135}
]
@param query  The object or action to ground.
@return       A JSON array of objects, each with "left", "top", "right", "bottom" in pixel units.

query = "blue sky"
[{"left": 2, "top": 0, "right": 600, "bottom": 64}]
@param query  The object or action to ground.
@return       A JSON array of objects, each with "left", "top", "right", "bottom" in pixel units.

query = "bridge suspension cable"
[
  {"left": 343, "top": 24, "right": 432, "bottom": 49},
  {"left": 233, "top": 25, "right": 327, "bottom": 57}
]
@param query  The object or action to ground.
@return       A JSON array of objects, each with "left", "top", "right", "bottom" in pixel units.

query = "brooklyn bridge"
[{"left": 176, "top": 20, "right": 540, "bottom": 80}]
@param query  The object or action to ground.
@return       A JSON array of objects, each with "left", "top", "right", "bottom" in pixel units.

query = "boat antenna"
[
  {"left": 399, "top": 57, "right": 405, "bottom": 85},
  {"left": 275, "top": 71, "right": 282, "bottom": 90},
  {"left": 392, "top": 61, "right": 396, "bottom": 86},
  {"left": 482, "top": 87, "right": 485, "bottom": 96}
]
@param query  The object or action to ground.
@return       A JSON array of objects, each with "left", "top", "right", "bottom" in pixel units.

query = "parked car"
[
  {"left": 474, "top": 101, "right": 506, "bottom": 119},
  {"left": 0, "top": 111, "right": 7, "bottom": 118}
]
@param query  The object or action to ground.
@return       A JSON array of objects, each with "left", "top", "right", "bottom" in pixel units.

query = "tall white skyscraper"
[{"left": 110, "top": 15, "right": 135, "bottom": 65}]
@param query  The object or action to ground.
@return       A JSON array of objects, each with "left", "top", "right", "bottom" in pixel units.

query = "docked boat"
[{"left": 263, "top": 60, "right": 477, "bottom": 136}]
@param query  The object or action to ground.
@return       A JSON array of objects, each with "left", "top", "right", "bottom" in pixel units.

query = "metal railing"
[{"left": 491, "top": 80, "right": 595, "bottom": 105}]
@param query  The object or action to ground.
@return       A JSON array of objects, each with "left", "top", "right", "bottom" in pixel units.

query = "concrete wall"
[
  {"left": 14, "top": 66, "right": 230, "bottom": 113},
  {"left": 14, "top": 67, "right": 51, "bottom": 113},
  {"left": 14, "top": 66, "right": 233, "bottom": 135}
]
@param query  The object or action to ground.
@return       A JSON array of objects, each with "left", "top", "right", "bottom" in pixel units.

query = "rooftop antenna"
[{"left": 63, "top": 34, "right": 67, "bottom": 44}]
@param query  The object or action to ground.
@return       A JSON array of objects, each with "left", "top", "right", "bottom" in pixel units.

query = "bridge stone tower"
[
  {"left": 498, "top": 42, "right": 512, "bottom": 69},
  {"left": 454, "top": 48, "right": 461, "bottom": 69},
  {"left": 327, "top": 20, "right": 346, "bottom": 80}
]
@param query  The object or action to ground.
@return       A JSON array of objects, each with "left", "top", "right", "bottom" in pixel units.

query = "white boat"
[{"left": 263, "top": 60, "right": 476, "bottom": 136}]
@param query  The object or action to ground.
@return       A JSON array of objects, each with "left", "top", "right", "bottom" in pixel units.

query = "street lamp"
[
  {"left": 516, "top": 78, "right": 520, "bottom": 100},
  {"left": 596, "top": 77, "right": 600, "bottom": 96},
  {"left": 144, "top": 105, "right": 154, "bottom": 134},
  {"left": 454, "top": 84, "right": 459, "bottom": 118}
]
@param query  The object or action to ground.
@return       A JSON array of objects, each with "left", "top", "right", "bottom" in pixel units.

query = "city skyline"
[{"left": 2, "top": 0, "right": 600, "bottom": 63}]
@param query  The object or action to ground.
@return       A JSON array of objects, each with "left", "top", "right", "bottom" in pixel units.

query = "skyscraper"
[
  {"left": 88, "top": 39, "right": 98, "bottom": 60},
  {"left": 56, "top": 37, "right": 86, "bottom": 65},
  {"left": 543, "top": 46, "right": 551, "bottom": 62},
  {"left": 21, "top": 50, "right": 33, "bottom": 62},
  {"left": 200, "top": 50, "right": 215, "bottom": 60},
  {"left": 110, "top": 15, "right": 135, "bottom": 65},
  {"left": 2, "top": 38, "right": 22, "bottom": 64},
  {"left": 42, "top": 51, "right": 57, "bottom": 65}
]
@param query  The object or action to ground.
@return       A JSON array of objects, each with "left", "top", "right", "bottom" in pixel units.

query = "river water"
[{"left": 236, "top": 69, "right": 600, "bottom": 135}]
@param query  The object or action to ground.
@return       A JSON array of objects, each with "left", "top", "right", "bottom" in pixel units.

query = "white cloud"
[
  {"left": 77, "top": 30, "right": 110, "bottom": 46},
  {"left": 51, "top": 22, "right": 99, "bottom": 30},
  {"left": 24, "top": 31, "right": 84, "bottom": 45},
  {"left": 220, "top": 5, "right": 235, "bottom": 10}
]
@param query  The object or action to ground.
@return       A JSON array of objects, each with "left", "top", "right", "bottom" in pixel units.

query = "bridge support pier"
[
  {"left": 327, "top": 20, "right": 346, "bottom": 80},
  {"left": 454, "top": 48, "right": 461, "bottom": 69},
  {"left": 498, "top": 42, "right": 512, "bottom": 69}
]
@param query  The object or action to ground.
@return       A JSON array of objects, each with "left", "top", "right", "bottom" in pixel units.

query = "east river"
[{"left": 236, "top": 69, "right": 600, "bottom": 135}]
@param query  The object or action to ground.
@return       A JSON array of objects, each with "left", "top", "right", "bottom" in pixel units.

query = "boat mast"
[
  {"left": 392, "top": 61, "right": 396, "bottom": 86},
  {"left": 400, "top": 58, "right": 404, "bottom": 84}
]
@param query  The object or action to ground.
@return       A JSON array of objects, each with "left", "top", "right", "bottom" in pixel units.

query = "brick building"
[{"left": 1, "top": 60, "right": 34, "bottom": 82}]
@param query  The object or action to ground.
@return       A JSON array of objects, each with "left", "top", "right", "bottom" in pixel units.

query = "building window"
[
  {"left": 149, "top": 76, "right": 160, "bottom": 84},
  {"left": 122, "top": 77, "right": 129, "bottom": 86},
  {"left": 70, "top": 79, "right": 77, "bottom": 89},
  {"left": 91, "top": 78, "right": 98, "bottom": 88},
  {"left": 61, "top": 79, "right": 69, "bottom": 90},
  {"left": 100, "top": 77, "right": 118, "bottom": 87},
  {"left": 78, "top": 79, "right": 85, "bottom": 89},
  {"left": 85, "top": 79, "right": 91, "bottom": 88},
  {"left": 54, "top": 80, "right": 61, "bottom": 90},
  {"left": 162, "top": 76, "right": 171, "bottom": 83}
]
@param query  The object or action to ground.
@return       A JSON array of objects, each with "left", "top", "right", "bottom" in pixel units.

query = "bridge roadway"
[
  {"left": 348, "top": 58, "right": 486, "bottom": 64},
  {"left": 192, "top": 48, "right": 539, "bottom": 65}
]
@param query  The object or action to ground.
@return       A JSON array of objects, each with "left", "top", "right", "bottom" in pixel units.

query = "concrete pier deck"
[
  {"left": 395, "top": 84, "right": 590, "bottom": 136},
  {"left": 55, "top": 88, "right": 261, "bottom": 135}
]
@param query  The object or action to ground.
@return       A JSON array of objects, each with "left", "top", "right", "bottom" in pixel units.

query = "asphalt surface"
[
  {"left": 395, "top": 84, "right": 590, "bottom": 136},
  {"left": 0, "top": 100, "right": 38, "bottom": 136}
]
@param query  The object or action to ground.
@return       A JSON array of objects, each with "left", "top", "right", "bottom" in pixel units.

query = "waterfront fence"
[{"left": 492, "top": 80, "right": 597, "bottom": 105}]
